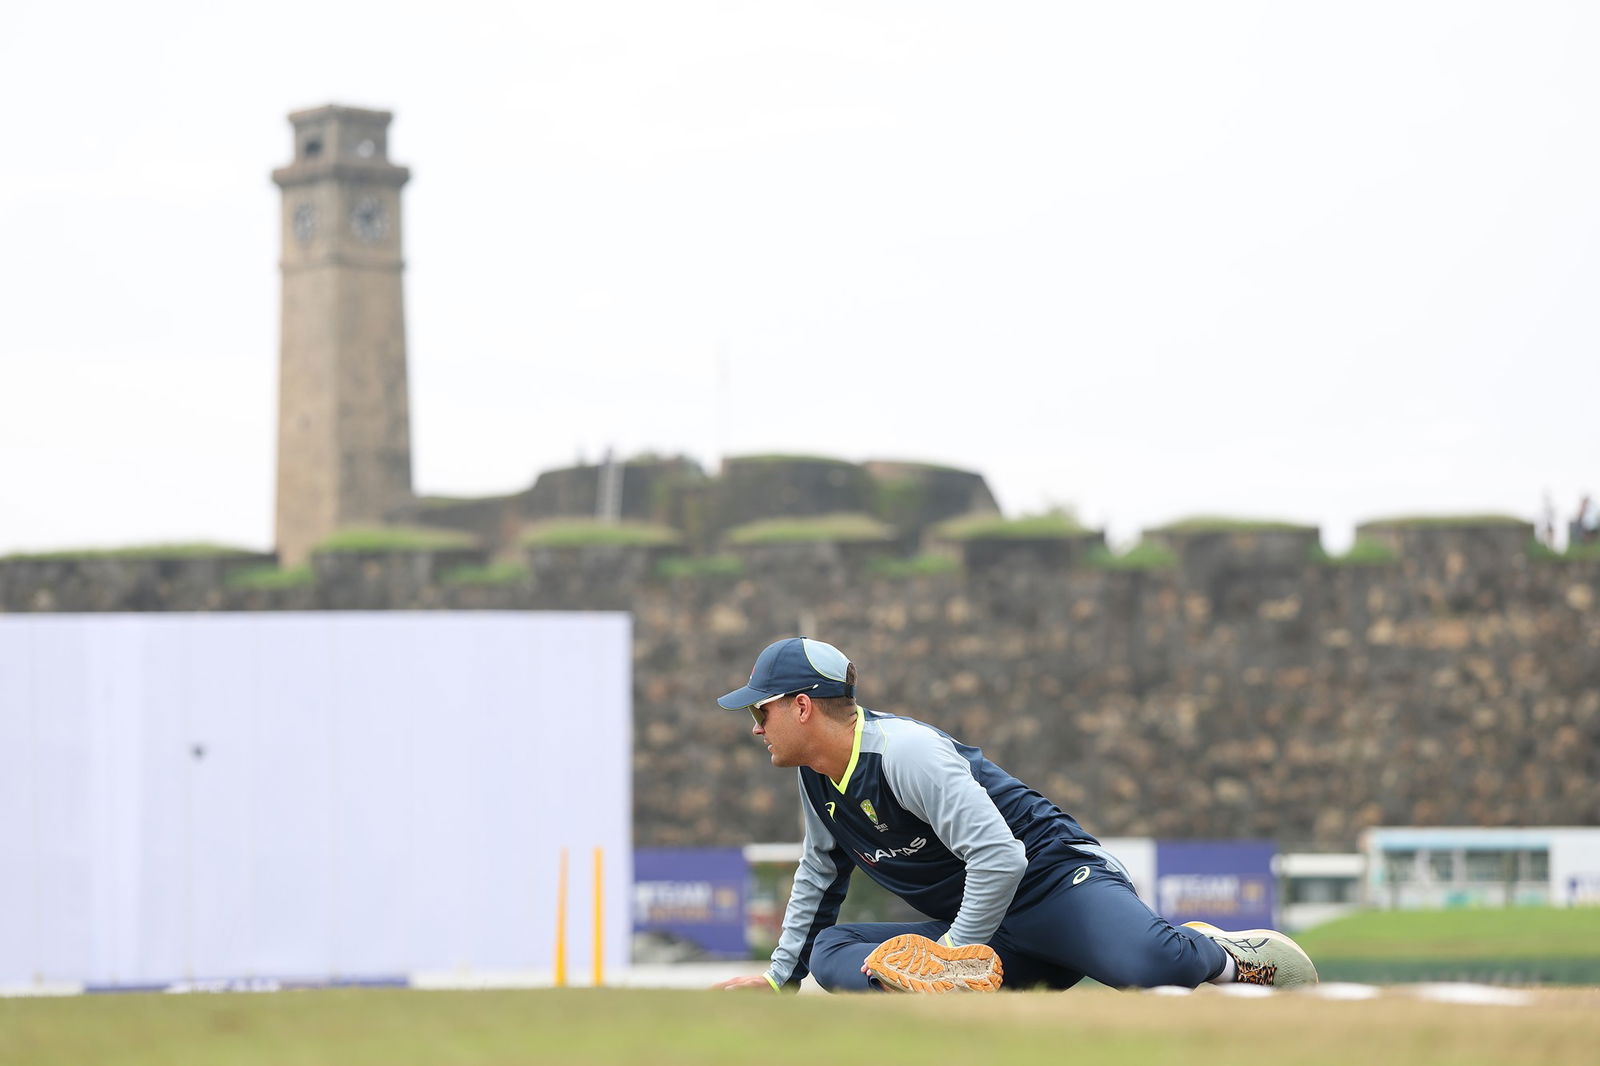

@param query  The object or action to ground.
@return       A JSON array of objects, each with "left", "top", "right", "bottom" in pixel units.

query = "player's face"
[{"left": 750, "top": 692, "right": 799, "bottom": 766}]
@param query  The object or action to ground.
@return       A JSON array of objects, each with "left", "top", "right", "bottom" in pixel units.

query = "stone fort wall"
[
  {"left": 403, "top": 455, "right": 1001, "bottom": 558},
  {"left": 3, "top": 521, "right": 1596, "bottom": 851}
]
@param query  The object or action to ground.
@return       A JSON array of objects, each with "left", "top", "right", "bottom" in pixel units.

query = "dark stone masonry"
[{"left": 3, "top": 521, "right": 1597, "bottom": 851}]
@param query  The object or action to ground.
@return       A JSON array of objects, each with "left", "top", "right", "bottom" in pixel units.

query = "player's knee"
[
  {"left": 808, "top": 927, "right": 868, "bottom": 992},
  {"left": 811, "top": 925, "right": 855, "bottom": 963},
  {"left": 811, "top": 967, "right": 851, "bottom": 993}
]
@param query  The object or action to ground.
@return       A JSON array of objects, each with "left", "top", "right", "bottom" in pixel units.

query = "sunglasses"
[{"left": 749, "top": 684, "right": 819, "bottom": 726}]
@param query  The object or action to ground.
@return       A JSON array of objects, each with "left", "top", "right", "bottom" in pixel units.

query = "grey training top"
[{"left": 765, "top": 707, "right": 1099, "bottom": 990}]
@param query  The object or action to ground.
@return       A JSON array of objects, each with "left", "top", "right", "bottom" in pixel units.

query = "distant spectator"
[{"left": 1574, "top": 495, "right": 1599, "bottom": 547}]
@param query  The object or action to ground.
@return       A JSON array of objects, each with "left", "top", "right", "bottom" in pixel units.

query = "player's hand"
[{"left": 713, "top": 974, "right": 775, "bottom": 990}]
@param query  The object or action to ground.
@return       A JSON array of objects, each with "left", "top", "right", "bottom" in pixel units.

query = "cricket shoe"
[
  {"left": 1182, "top": 921, "right": 1319, "bottom": 988},
  {"left": 863, "top": 933, "right": 1004, "bottom": 993}
]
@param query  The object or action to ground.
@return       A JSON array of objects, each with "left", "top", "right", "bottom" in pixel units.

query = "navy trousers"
[{"left": 808, "top": 855, "right": 1228, "bottom": 992}]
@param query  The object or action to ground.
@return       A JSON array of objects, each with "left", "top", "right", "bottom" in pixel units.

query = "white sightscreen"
[{"left": 0, "top": 611, "right": 631, "bottom": 988}]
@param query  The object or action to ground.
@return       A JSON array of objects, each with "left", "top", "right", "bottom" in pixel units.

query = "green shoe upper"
[{"left": 1184, "top": 923, "right": 1320, "bottom": 988}]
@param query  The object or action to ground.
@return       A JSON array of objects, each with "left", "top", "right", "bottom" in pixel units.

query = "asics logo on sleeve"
[{"left": 826, "top": 802, "right": 837, "bottom": 819}]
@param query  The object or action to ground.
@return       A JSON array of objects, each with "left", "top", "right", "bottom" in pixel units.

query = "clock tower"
[{"left": 271, "top": 104, "right": 414, "bottom": 565}]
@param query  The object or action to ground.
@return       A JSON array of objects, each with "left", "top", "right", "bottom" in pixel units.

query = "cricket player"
[{"left": 713, "top": 637, "right": 1318, "bottom": 993}]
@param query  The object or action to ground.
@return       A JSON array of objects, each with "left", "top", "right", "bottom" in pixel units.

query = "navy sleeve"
[{"left": 765, "top": 776, "right": 854, "bottom": 989}]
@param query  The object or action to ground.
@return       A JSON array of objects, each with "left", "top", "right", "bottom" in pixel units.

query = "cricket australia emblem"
[{"left": 860, "top": 799, "right": 889, "bottom": 832}]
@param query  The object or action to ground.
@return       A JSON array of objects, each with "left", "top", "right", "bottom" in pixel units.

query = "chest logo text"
[{"left": 856, "top": 837, "right": 928, "bottom": 865}]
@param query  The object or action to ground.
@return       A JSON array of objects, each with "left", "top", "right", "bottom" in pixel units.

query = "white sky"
[{"left": 3, "top": 1, "right": 1596, "bottom": 556}]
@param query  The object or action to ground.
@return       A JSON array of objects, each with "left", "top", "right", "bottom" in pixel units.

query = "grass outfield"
[
  {"left": 1296, "top": 907, "right": 1600, "bottom": 959},
  {"left": 4, "top": 986, "right": 1600, "bottom": 1066},
  {"left": 1292, "top": 907, "right": 1600, "bottom": 983}
]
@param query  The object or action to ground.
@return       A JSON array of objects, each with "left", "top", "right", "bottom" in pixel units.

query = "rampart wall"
[
  {"left": 3, "top": 522, "right": 1596, "bottom": 850},
  {"left": 405, "top": 455, "right": 1000, "bottom": 558}
]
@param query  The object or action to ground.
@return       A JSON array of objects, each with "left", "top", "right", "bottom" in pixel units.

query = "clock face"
[
  {"left": 350, "top": 196, "right": 388, "bottom": 243},
  {"left": 292, "top": 203, "right": 317, "bottom": 243}
]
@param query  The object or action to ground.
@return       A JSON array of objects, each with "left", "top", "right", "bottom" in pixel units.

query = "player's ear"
[{"left": 792, "top": 692, "right": 813, "bottom": 722}]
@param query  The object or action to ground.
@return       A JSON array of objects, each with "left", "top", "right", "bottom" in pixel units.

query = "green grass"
[
  {"left": 866, "top": 458, "right": 971, "bottom": 475},
  {"left": 2, "top": 986, "right": 1597, "bottom": 1066},
  {"left": 655, "top": 554, "right": 745, "bottom": 579},
  {"left": 1, "top": 543, "right": 261, "bottom": 561},
  {"left": 414, "top": 494, "right": 506, "bottom": 509},
  {"left": 1360, "top": 514, "right": 1529, "bottom": 528},
  {"left": 934, "top": 512, "right": 1089, "bottom": 540},
  {"left": 224, "top": 565, "right": 314, "bottom": 590},
  {"left": 1086, "top": 542, "right": 1178, "bottom": 570},
  {"left": 1295, "top": 906, "right": 1600, "bottom": 984},
  {"left": 1149, "top": 516, "right": 1314, "bottom": 533},
  {"left": 724, "top": 513, "right": 893, "bottom": 545},
  {"left": 441, "top": 563, "right": 529, "bottom": 586},
  {"left": 1530, "top": 540, "right": 1600, "bottom": 562},
  {"left": 522, "top": 520, "right": 680, "bottom": 548},
  {"left": 314, "top": 526, "right": 480, "bottom": 553},
  {"left": 1296, "top": 906, "right": 1600, "bottom": 960},
  {"left": 724, "top": 453, "right": 859, "bottom": 467},
  {"left": 866, "top": 554, "right": 960, "bottom": 578}
]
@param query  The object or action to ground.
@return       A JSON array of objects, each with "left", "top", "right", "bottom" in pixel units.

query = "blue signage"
[
  {"left": 1155, "top": 840, "right": 1276, "bottom": 929},
  {"left": 633, "top": 848, "right": 748, "bottom": 958}
]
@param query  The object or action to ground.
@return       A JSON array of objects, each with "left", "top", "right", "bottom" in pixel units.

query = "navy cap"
[{"left": 717, "top": 637, "right": 854, "bottom": 710}]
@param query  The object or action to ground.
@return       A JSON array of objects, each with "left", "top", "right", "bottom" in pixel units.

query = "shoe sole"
[
  {"left": 1182, "top": 921, "right": 1320, "bottom": 986},
  {"left": 863, "top": 933, "right": 1004, "bottom": 993}
]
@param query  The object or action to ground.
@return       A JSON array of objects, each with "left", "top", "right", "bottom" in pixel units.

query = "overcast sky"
[{"left": 3, "top": 1, "right": 1596, "bottom": 556}]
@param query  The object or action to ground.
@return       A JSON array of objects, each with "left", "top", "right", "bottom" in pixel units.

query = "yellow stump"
[
  {"left": 554, "top": 847, "right": 568, "bottom": 987},
  {"left": 592, "top": 846, "right": 605, "bottom": 987}
]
